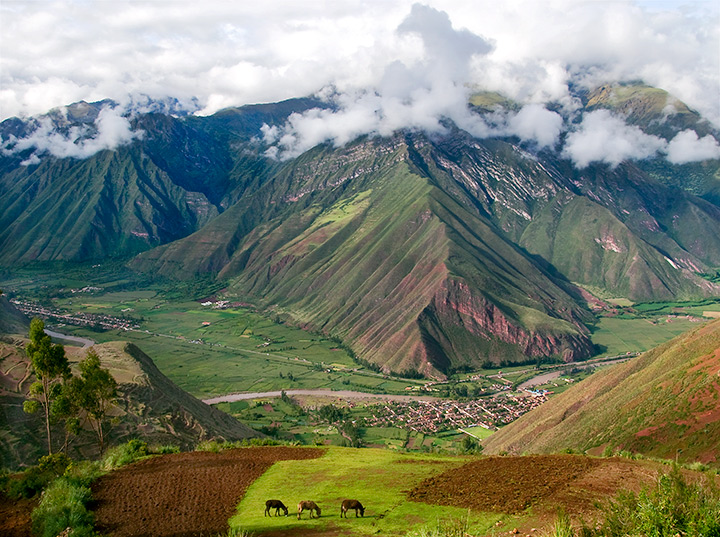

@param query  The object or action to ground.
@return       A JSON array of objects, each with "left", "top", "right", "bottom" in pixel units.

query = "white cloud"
[
  {"left": 562, "top": 110, "right": 667, "bottom": 168},
  {"left": 261, "top": 4, "right": 495, "bottom": 159},
  {"left": 665, "top": 129, "right": 720, "bottom": 164},
  {"left": 1, "top": 0, "right": 717, "bottom": 127},
  {"left": 1, "top": 1, "right": 718, "bottom": 167},
  {"left": 504, "top": 105, "right": 564, "bottom": 149},
  {"left": 2, "top": 105, "right": 143, "bottom": 162}
]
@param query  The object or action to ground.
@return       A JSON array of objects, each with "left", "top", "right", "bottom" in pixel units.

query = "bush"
[
  {"left": 63, "top": 460, "right": 103, "bottom": 488},
  {"left": 102, "top": 439, "right": 149, "bottom": 470},
  {"left": 596, "top": 465, "right": 720, "bottom": 537},
  {"left": 30, "top": 477, "right": 95, "bottom": 537},
  {"left": 150, "top": 444, "right": 181, "bottom": 454},
  {"left": 550, "top": 511, "right": 574, "bottom": 537},
  {"left": 196, "top": 438, "right": 284, "bottom": 452},
  {"left": 6, "top": 454, "right": 74, "bottom": 500}
]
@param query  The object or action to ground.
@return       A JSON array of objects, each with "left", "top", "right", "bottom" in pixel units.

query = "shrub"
[
  {"left": 217, "top": 528, "right": 253, "bottom": 537},
  {"left": 6, "top": 454, "right": 74, "bottom": 499},
  {"left": 196, "top": 438, "right": 284, "bottom": 452},
  {"left": 196, "top": 440, "right": 226, "bottom": 453},
  {"left": 596, "top": 465, "right": 720, "bottom": 537},
  {"left": 550, "top": 511, "right": 574, "bottom": 537},
  {"left": 63, "top": 460, "right": 103, "bottom": 488},
  {"left": 150, "top": 444, "right": 181, "bottom": 454},
  {"left": 102, "top": 439, "right": 149, "bottom": 470},
  {"left": 30, "top": 477, "right": 95, "bottom": 537}
]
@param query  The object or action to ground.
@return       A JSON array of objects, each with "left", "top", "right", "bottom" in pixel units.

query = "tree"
[
  {"left": 73, "top": 349, "right": 118, "bottom": 454},
  {"left": 23, "top": 318, "right": 71, "bottom": 455}
]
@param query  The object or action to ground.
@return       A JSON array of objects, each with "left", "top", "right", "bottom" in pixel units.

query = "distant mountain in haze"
[{"left": 1, "top": 84, "right": 719, "bottom": 376}]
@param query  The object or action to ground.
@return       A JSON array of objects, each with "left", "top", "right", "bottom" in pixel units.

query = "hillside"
[
  {"left": 0, "top": 295, "right": 28, "bottom": 336},
  {"left": 0, "top": 339, "right": 258, "bottom": 469},
  {"left": 483, "top": 318, "right": 720, "bottom": 464}
]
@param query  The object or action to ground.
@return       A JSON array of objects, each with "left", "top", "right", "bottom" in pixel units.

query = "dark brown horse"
[
  {"left": 264, "top": 499, "right": 288, "bottom": 517},
  {"left": 297, "top": 500, "right": 321, "bottom": 519},
  {"left": 340, "top": 499, "right": 365, "bottom": 518}
]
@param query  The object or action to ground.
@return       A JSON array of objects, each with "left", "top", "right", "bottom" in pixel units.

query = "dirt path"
[{"left": 92, "top": 447, "right": 323, "bottom": 537}]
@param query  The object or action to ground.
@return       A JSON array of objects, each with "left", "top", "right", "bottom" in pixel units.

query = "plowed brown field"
[
  {"left": 408, "top": 454, "right": 662, "bottom": 528},
  {"left": 92, "top": 447, "right": 323, "bottom": 537}
]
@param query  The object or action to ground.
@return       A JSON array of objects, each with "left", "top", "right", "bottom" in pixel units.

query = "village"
[
  {"left": 360, "top": 390, "right": 549, "bottom": 433},
  {"left": 9, "top": 298, "right": 140, "bottom": 332}
]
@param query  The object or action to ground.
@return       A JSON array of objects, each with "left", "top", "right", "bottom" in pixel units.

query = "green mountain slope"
[
  {"left": 0, "top": 339, "right": 258, "bottom": 469},
  {"left": 483, "top": 318, "right": 720, "bottom": 464},
  {"left": 3, "top": 86, "right": 720, "bottom": 374},
  {"left": 133, "top": 136, "right": 595, "bottom": 376},
  {"left": 0, "top": 147, "right": 219, "bottom": 263}
]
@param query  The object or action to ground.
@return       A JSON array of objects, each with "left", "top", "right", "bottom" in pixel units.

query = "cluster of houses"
[
  {"left": 362, "top": 392, "right": 548, "bottom": 433},
  {"left": 10, "top": 299, "right": 138, "bottom": 331}
]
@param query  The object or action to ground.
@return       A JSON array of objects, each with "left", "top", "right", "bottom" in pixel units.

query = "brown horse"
[
  {"left": 264, "top": 499, "right": 288, "bottom": 517},
  {"left": 340, "top": 499, "right": 365, "bottom": 518},
  {"left": 297, "top": 500, "right": 321, "bottom": 519}
]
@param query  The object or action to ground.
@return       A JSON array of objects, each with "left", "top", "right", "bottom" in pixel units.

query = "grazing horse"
[
  {"left": 340, "top": 499, "right": 365, "bottom": 518},
  {"left": 264, "top": 499, "right": 289, "bottom": 517},
  {"left": 297, "top": 500, "right": 321, "bottom": 519}
]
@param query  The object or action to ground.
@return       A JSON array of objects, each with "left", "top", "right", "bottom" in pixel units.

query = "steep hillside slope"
[
  {"left": 483, "top": 319, "right": 720, "bottom": 464},
  {"left": 0, "top": 339, "right": 258, "bottom": 469},
  {"left": 134, "top": 136, "right": 595, "bottom": 376},
  {"left": 0, "top": 295, "right": 28, "bottom": 336}
]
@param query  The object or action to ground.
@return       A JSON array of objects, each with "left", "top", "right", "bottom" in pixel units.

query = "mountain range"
[{"left": 1, "top": 83, "right": 719, "bottom": 377}]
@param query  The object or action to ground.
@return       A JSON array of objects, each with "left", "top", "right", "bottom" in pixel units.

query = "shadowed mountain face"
[
  {"left": 482, "top": 318, "right": 720, "bottom": 465},
  {"left": 2, "top": 85, "right": 719, "bottom": 375}
]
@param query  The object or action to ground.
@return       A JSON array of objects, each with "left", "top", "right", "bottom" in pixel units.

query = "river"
[
  {"left": 517, "top": 355, "right": 635, "bottom": 390},
  {"left": 204, "top": 356, "right": 638, "bottom": 404},
  {"left": 44, "top": 329, "right": 95, "bottom": 349},
  {"left": 202, "top": 389, "right": 438, "bottom": 405}
]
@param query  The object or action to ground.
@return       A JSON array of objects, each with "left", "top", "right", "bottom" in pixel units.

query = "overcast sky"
[{"left": 2, "top": 0, "right": 719, "bottom": 166}]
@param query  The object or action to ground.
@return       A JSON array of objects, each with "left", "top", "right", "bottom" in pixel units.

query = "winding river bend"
[
  {"left": 44, "top": 329, "right": 95, "bottom": 349},
  {"left": 202, "top": 389, "right": 438, "bottom": 405}
]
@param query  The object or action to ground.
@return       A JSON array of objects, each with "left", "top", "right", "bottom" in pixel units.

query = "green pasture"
[
  {"left": 230, "top": 447, "right": 501, "bottom": 536},
  {"left": 461, "top": 426, "right": 494, "bottom": 440},
  {"left": 590, "top": 316, "right": 704, "bottom": 356},
  {"left": 55, "top": 322, "right": 417, "bottom": 398}
]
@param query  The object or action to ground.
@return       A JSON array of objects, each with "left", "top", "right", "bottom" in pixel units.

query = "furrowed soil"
[
  {"left": 407, "top": 454, "right": 669, "bottom": 529},
  {"left": 92, "top": 447, "right": 323, "bottom": 537},
  {"left": 2, "top": 450, "right": 705, "bottom": 537}
]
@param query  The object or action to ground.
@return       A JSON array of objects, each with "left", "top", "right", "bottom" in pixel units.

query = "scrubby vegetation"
[{"left": 548, "top": 466, "right": 720, "bottom": 537}]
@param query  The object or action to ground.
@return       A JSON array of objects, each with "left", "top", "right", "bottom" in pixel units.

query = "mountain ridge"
[{"left": 2, "top": 84, "right": 719, "bottom": 374}]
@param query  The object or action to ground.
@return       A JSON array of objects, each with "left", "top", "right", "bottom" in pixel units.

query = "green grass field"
[
  {"left": 230, "top": 446, "right": 500, "bottom": 536},
  {"left": 590, "top": 316, "right": 704, "bottom": 356}
]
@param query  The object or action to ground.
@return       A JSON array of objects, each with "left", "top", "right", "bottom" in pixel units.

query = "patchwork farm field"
[{"left": 12, "top": 446, "right": 692, "bottom": 537}]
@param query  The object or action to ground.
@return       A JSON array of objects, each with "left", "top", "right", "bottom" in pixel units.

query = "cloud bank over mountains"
[{"left": 1, "top": 0, "right": 718, "bottom": 167}]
